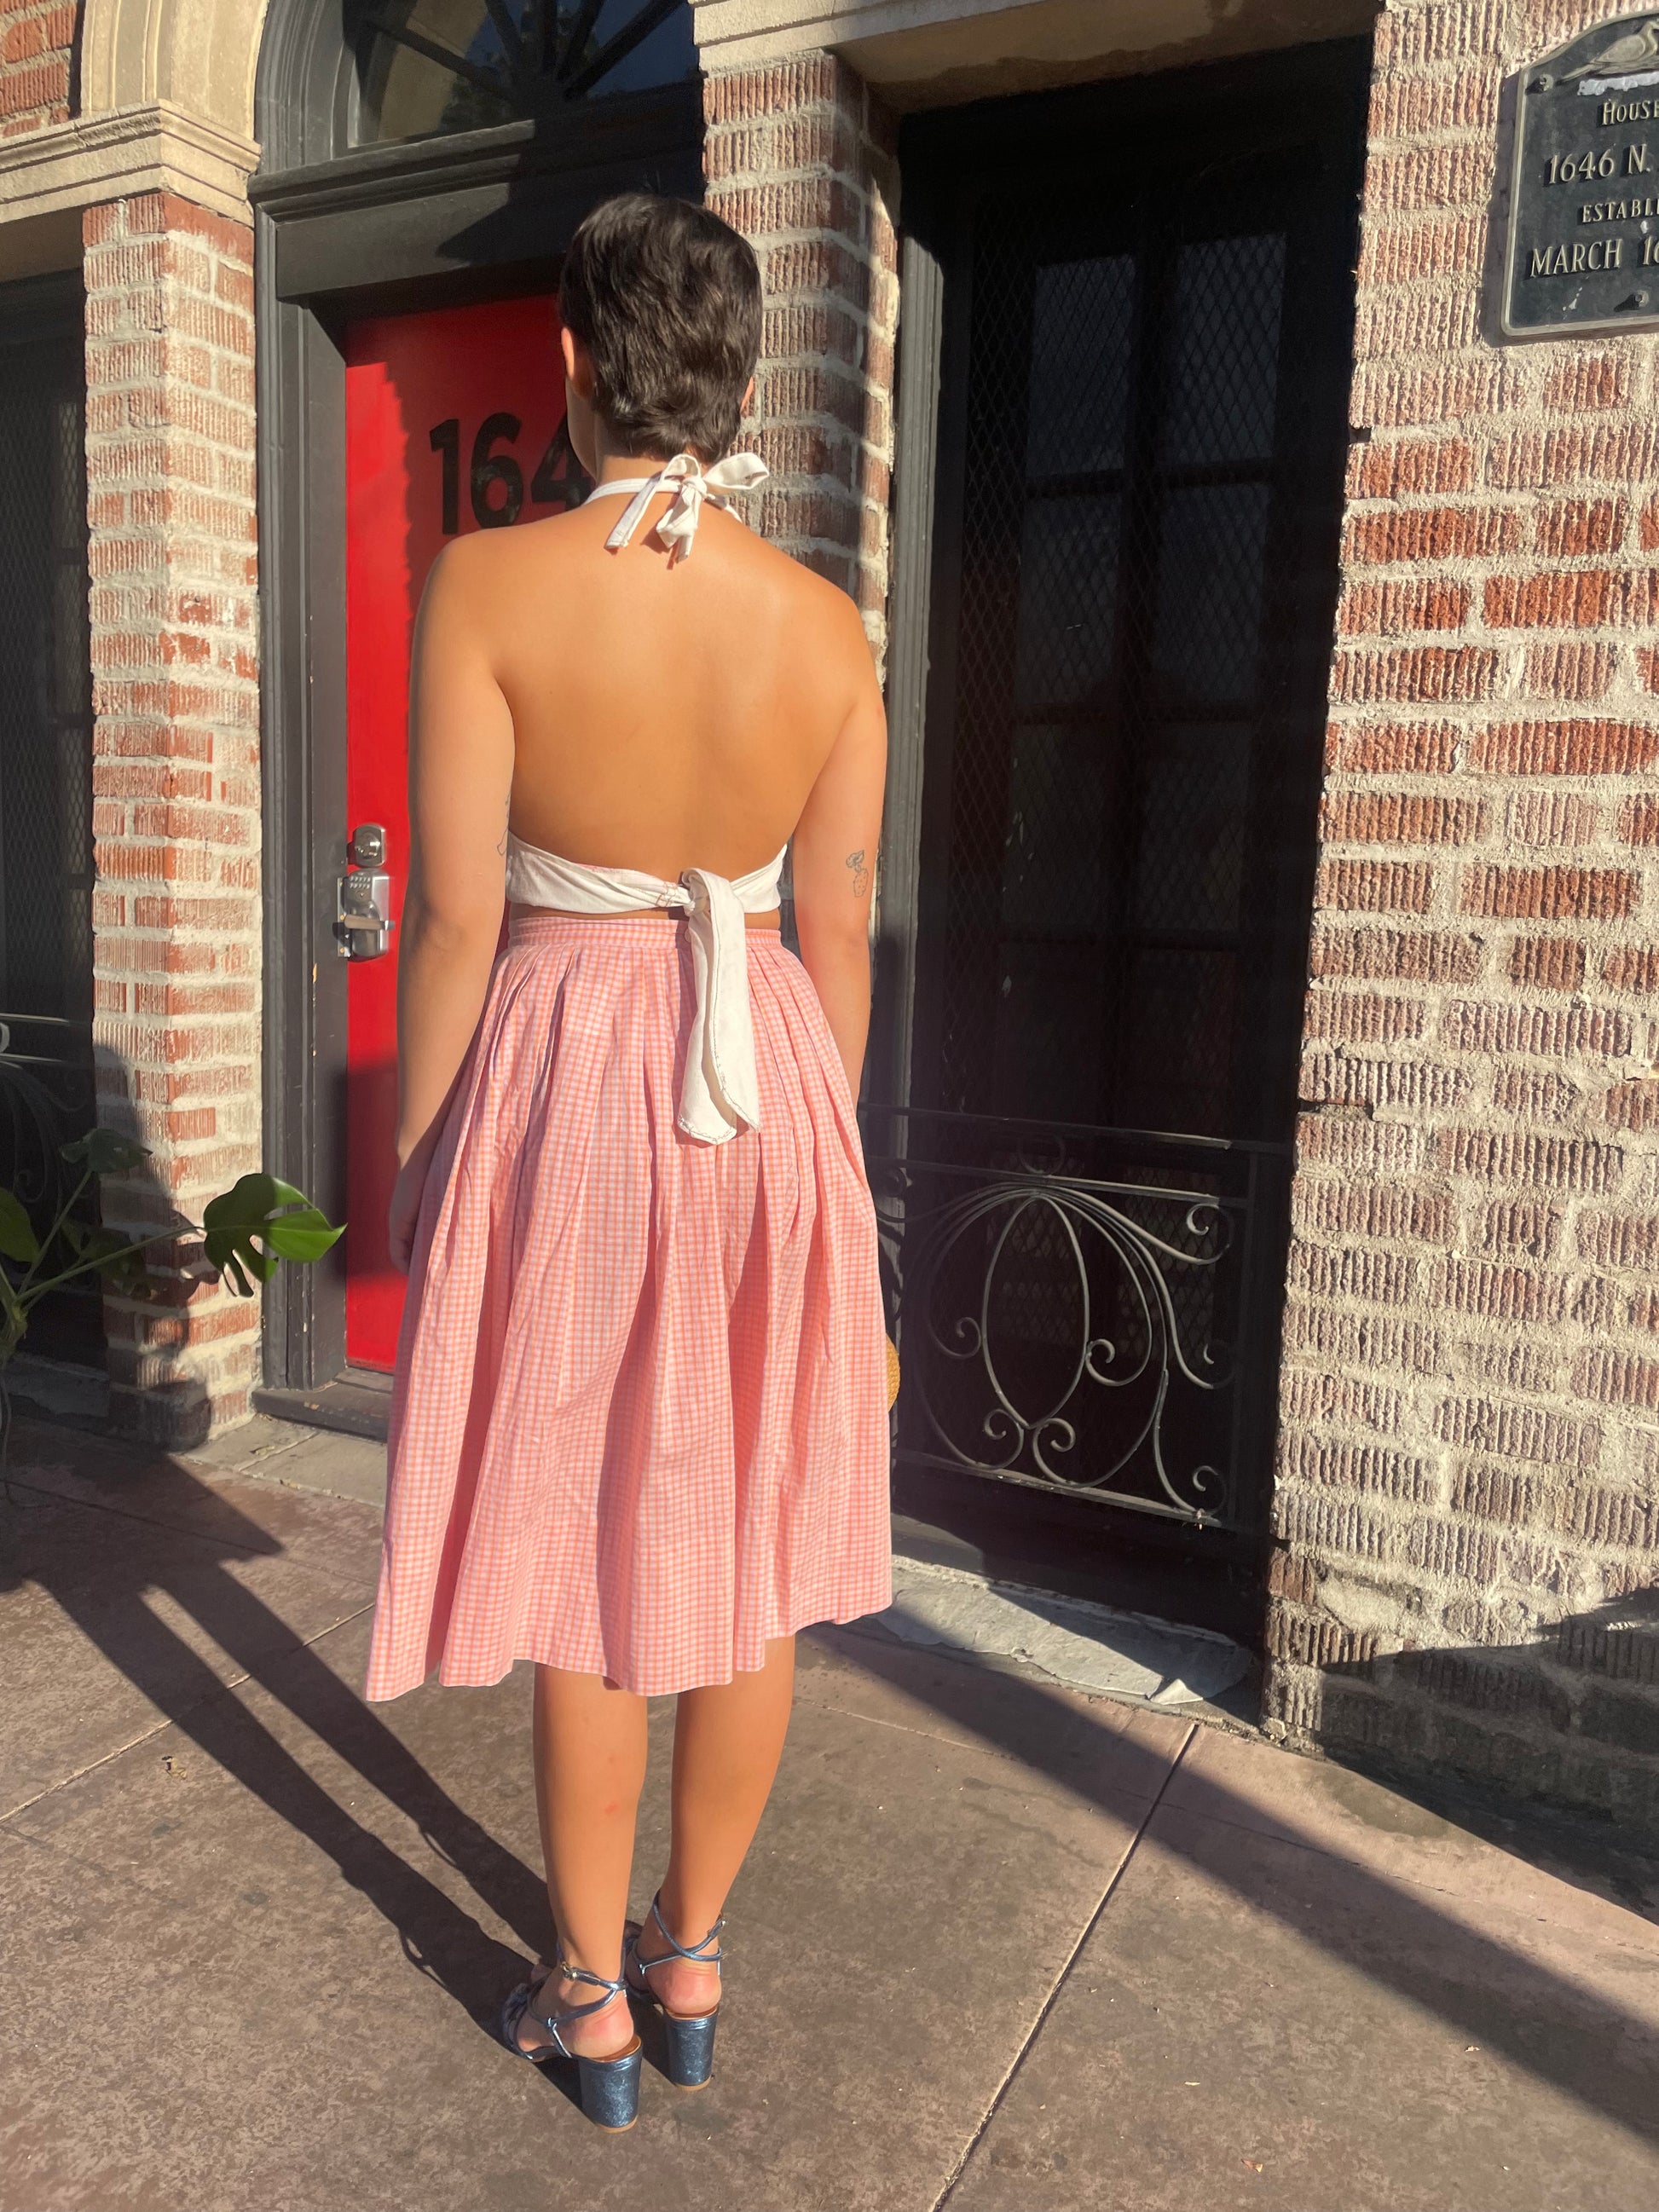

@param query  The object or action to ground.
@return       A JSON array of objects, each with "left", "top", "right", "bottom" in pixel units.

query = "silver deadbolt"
[{"left": 337, "top": 823, "right": 396, "bottom": 961}]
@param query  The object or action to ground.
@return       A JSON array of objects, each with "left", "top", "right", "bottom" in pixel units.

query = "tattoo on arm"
[
  {"left": 846, "top": 848, "right": 870, "bottom": 900},
  {"left": 495, "top": 800, "right": 510, "bottom": 859}
]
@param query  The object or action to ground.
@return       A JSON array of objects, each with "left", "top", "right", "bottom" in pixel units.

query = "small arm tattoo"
[
  {"left": 495, "top": 800, "right": 510, "bottom": 859},
  {"left": 846, "top": 848, "right": 871, "bottom": 900}
]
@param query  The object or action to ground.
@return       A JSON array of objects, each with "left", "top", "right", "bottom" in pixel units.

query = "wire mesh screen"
[
  {"left": 0, "top": 299, "right": 99, "bottom": 1358},
  {"left": 886, "top": 61, "right": 1363, "bottom": 1533},
  {"left": 934, "top": 182, "right": 1327, "bottom": 1145}
]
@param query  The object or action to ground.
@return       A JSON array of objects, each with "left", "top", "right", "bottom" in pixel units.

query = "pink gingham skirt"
[{"left": 364, "top": 912, "right": 893, "bottom": 1700}]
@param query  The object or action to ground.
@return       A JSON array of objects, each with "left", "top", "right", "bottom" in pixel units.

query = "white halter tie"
[
  {"left": 504, "top": 838, "right": 787, "bottom": 1146},
  {"left": 589, "top": 449, "right": 769, "bottom": 563}
]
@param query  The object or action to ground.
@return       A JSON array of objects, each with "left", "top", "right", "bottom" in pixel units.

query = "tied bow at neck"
[{"left": 601, "top": 450, "right": 770, "bottom": 563}]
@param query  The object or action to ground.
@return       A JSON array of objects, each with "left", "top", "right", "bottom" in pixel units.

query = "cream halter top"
[{"left": 502, "top": 450, "right": 780, "bottom": 1149}]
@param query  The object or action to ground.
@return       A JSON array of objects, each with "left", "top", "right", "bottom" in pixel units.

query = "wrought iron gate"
[
  {"left": 881, "top": 47, "right": 1367, "bottom": 1554},
  {"left": 0, "top": 276, "right": 98, "bottom": 1356}
]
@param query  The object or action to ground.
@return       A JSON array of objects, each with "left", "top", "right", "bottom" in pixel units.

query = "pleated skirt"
[{"left": 363, "top": 911, "right": 893, "bottom": 1701}]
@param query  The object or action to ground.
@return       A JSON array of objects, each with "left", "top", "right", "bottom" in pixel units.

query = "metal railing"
[{"left": 863, "top": 1105, "right": 1291, "bottom": 1533}]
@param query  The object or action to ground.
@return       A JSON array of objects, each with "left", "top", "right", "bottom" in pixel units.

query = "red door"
[{"left": 343, "top": 295, "right": 585, "bottom": 1370}]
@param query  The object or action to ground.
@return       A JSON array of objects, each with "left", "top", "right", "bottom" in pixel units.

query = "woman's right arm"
[{"left": 790, "top": 601, "right": 887, "bottom": 1099}]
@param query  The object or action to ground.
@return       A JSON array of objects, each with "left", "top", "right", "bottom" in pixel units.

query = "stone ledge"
[{"left": 0, "top": 100, "right": 259, "bottom": 230}]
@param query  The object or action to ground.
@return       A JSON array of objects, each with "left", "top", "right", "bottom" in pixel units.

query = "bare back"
[
  {"left": 395, "top": 467, "right": 888, "bottom": 1170},
  {"left": 416, "top": 488, "right": 878, "bottom": 885}
]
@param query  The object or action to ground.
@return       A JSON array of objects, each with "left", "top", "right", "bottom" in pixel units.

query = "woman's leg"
[
  {"left": 523, "top": 1663, "right": 649, "bottom": 2057},
  {"left": 639, "top": 1636, "right": 796, "bottom": 2015}
]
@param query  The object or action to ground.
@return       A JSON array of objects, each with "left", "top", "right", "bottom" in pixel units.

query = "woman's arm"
[
  {"left": 790, "top": 602, "right": 887, "bottom": 1099},
  {"left": 388, "top": 539, "right": 515, "bottom": 1269}
]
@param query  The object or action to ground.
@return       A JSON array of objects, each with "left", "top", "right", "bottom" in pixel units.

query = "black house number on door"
[{"left": 427, "top": 415, "right": 592, "bottom": 534}]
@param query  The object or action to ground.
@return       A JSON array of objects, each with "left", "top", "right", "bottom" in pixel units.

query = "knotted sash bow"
[
  {"left": 601, "top": 450, "right": 771, "bottom": 564},
  {"left": 502, "top": 839, "right": 787, "bottom": 1145}
]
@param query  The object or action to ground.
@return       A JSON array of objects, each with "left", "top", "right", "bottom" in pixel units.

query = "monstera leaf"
[
  {"left": 203, "top": 1175, "right": 344, "bottom": 1298},
  {"left": 61, "top": 1129, "right": 151, "bottom": 1176}
]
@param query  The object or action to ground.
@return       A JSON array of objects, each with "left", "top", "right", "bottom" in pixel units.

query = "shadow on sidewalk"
[
  {"left": 1, "top": 1447, "right": 552, "bottom": 2044},
  {"left": 836, "top": 1629, "right": 1659, "bottom": 2149},
  {"left": 4, "top": 1438, "right": 1657, "bottom": 2150}
]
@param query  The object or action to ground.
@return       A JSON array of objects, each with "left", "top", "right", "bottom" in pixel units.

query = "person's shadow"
[{"left": 1, "top": 1421, "right": 555, "bottom": 2059}]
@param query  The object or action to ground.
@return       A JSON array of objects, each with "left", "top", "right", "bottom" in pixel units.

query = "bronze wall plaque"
[{"left": 1503, "top": 12, "right": 1659, "bottom": 337}]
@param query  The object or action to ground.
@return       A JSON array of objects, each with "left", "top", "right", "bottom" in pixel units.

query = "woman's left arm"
[{"left": 388, "top": 537, "right": 515, "bottom": 1271}]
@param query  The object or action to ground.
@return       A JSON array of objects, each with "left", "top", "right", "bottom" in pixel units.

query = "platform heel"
[
  {"left": 500, "top": 1950, "right": 643, "bottom": 2131},
  {"left": 625, "top": 1893, "right": 724, "bottom": 2091}
]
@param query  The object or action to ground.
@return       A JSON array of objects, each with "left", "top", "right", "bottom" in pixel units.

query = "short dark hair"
[{"left": 559, "top": 193, "right": 762, "bottom": 465}]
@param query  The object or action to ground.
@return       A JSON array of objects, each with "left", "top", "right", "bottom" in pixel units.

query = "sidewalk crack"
[
  {"left": 930, "top": 1720, "right": 1199, "bottom": 2212},
  {"left": 0, "top": 1600, "right": 375, "bottom": 1828}
]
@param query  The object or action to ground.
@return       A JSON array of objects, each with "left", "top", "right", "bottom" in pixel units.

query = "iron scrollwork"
[{"left": 870, "top": 1116, "right": 1263, "bottom": 1529}]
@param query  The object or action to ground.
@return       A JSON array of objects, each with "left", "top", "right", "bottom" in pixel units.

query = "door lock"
[{"left": 338, "top": 823, "right": 396, "bottom": 960}]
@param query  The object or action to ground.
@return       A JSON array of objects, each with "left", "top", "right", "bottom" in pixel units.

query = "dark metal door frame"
[
  {"left": 876, "top": 42, "right": 1369, "bottom": 1628},
  {"left": 251, "top": 0, "right": 702, "bottom": 1430}
]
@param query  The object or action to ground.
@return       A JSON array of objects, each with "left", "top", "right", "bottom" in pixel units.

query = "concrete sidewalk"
[{"left": 2, "top": 1415, "right": 1657, "bottom": 2212}]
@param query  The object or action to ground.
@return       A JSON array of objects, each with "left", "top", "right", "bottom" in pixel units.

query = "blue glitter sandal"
[
  {"left": 500, "top": 1950, "right": 643, "bottom": 2131},
  {"left": 624, "top": 1894, "right": 723, "bottom": 2091}
]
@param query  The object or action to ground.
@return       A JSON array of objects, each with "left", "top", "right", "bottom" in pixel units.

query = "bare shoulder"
[{"left": 731, "top": 521, "right": 875, "bottom": 669}]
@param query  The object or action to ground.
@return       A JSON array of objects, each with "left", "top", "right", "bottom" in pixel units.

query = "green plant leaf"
[
  {"left": 61, "top": 1128, "right": 151, "bottom": 1177},
  {"left": 202, "top": 1175, "right": 344, "bottom": 1299},
  {"left": 0, "top": 1189, "right": 40, "bottom": 1267},
  {"left": 78, "top": 1227, "right": 152, "bottom": 1298}
]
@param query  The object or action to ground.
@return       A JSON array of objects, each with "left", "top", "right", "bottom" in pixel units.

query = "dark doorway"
[
  {"left": 0, "top": 273, "right": 99, "bottom": 1364},
  {"left": 876, "top": 43, "right": 1368, "bottom": 1639}
]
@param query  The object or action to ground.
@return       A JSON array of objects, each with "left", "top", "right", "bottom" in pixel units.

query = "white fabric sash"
[
  {"left": 587, "top": 450, "right": 769, "bottom": 563},
  {"left": 504, "top": 836, "right": 787, "bottom": 1145}
]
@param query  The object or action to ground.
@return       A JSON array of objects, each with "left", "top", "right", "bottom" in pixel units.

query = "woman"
[{"left": 364, "top": 192, "right": 892, "bottom": 2131}]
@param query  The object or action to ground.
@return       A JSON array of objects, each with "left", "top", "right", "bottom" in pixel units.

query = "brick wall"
[
  {"left": 0, "top": 0, "right": 74, "bottom": 136},
  {"left": 702, "top": 53, "right": 899, "bottom": 665},
  {"left": 1269, "top": 0, "right": 1659, "bottom": 1828},
  {"left": 83, "top": 190, "right": 262, "bottom": 1444}
]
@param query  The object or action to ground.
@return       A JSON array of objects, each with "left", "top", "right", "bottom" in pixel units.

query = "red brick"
[
  {"left": 1520, "top": 640, "right": 1614, "bottom": 702},
  {"left": 1433, "top": 1129, "right": 1621, "bottom": 1192},
  {"left": 1308, "top": 927, "right": 1480, "bottom": 984},
  {"left": 1344, "top": 505, "right": 1523, "bottom": 565},
  {"left": 1490, "top": 1068, "right": 1581, "bottom": 1121},
  {"left": 1304, "top": 990, "right": 1427, "bottom": 1044},
  {"left": 1324, "top": 720, "right": 1459, "bottom": 775},
  {"left": 1485, "top": 569, "right": 1656, "bottom": 631},
  {"left": 1350, "top": 437, "right": 1474, "bottom": 500},
  {"left": 1470, "top": 719, "right": 1659, "bottom": 776},
  {"left": 1338, "top": 579, "right": 1470, "bottom": 635},
  {"left": 1298, "top": 1054, "right": 1468, "bottom": 1111},
  {"left": 1616, "top": 794, "right": 1659, "bottom": 846},
  {"left": 1488, "top": 420, "right": 1659, "bottom": 492},
  {"left": 1506, "top": 790, "right": 1598, "bottom": 846},
  {"left": 1479, "top": 1199, "right": 1562, "bottom": 1260},
  {"left": 1321, "top": 791, "right": 1482, "bottom": 845},
  {"left": 1432, "top": 1395, "right": 1598, "bottom": 1467},
  {"left": 1605, "top": 1078, "right": 1659, "bottom": 1133},
  {"left": 1315, "top": 859, "right": 1434, "bottom": 914},
  {"left": 1534, "top": 497, "right": 1627, "bottom": 557},
  {"left": 1293, "top": 1179, "right": 1454, "bottom": 1244},
  {"left": 1366, "top": 141, "right": 1492, "bottom": 214},
  {"left": 1543, "top": 354, "right": 1630, "bottom": 411},
  {"left": 1574, "top": 1347, "right": 1659, "bottom": 1412},
  {"left": 1460, "top": 864, "right": 1636, "bottom": 921},
  {"left": 1359, "top": 211, "right": 1488, "bottom": 289},
  {"left": 1603, "top": 945, "right": 1659, "bottom": 992},
  {"left": 1576, "top": 1212, "right": 1659, "bottom": 1272},
  {"left": 1332, "top": 646, "right": 1499, "bottom": 705},
  {"left": 1508, "top": 937, "right": 1586, "bottom": 990},
  {"left": 1442, "top": 997, "right": 1629, "bottom": 1057}
]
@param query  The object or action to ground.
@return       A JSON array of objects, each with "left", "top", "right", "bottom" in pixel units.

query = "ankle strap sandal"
[
  {"left": 500, "top": 1949, "right": 643, "bottom": 2130},
  {"left": 623, "top": 1895, "right": 724, "bottom": 2091}
]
